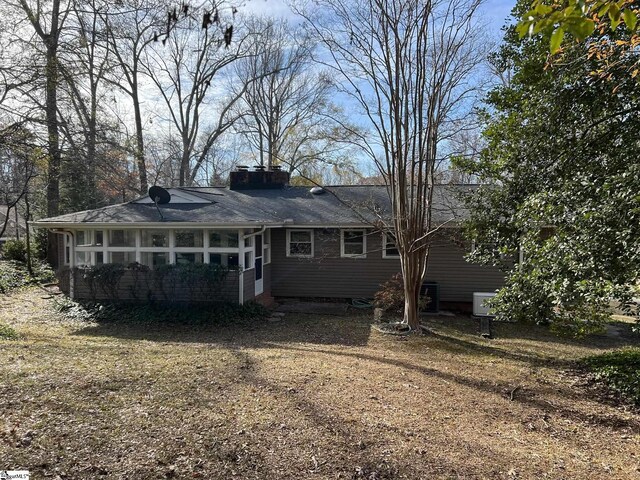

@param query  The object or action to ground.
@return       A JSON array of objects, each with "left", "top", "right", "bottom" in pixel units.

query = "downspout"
[
  {"left": 52, "top": 229, "right": 75, "bottom": 300},
  {"left": 242, "top": 225, "right": 267, "bottom": 240},
  {"left": 238, "top": 229, "right": 245, "bottom": 305}
]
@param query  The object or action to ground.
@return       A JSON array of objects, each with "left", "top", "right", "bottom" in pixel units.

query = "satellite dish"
[
  {"left": 149, "top": 185, "right": 171, "bottom": 204},
  {"left": 310, "top": 186, "right": 325, "bottom": 195},
  {"left": 148, "top": 186, "right": 170, "bottom": 221}
]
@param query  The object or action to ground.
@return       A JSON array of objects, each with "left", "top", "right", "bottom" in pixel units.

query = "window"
[
  {"left": 76, "top": 230, "right": 89, "bottom": 246},
  {"left": 175, "top": 252, "right": 204, "bottom": 264},
  {"left": 287, "top": 230, "right": 313, "bottom": 257},
  {"left": 141, "top": 252, "right": 168, "bottom": 268},
  {"left": 75, "top": 251, "right": 91, "bottom": 267},
  {"left": 109, "top": 230, "right": 136, "bottom": 247},
  {"left": 209, "top": 253, "right": 239, "bottom": 268},
  {"left": 341, "top": 229, "right": 366, "bottom": 258},
  {"left": 244, "top": 251, "right": 254, "bottom": 271},
  {"left": 382, "top": 232, "right": 400, "bottom": 258},
  {"left": 141, "top": 230, "right": 168, "bottom": 247},
  {"left": 110, "top": 251, "right": 136, "bottom": 265},
  {"left": 175, "top": 230, "right": 203, "bottom": 248},
  {"left": 263, "top": 230, "right": 271, "bottom": 264},
  {"left": 209, "top": 230, "right": 238, "bottom": 248}
]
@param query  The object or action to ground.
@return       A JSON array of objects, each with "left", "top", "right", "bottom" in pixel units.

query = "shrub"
[
  {"left": 0, "top": 260, "right": 54, "bottom": 294},
  {"left": 1, "top": 239, "right": 27, "bottom": 262},
  {"left": 583, "top": 348, "right": 640, "bottom": 405},
  {"left": 82, "top": 264, "right": 125, "bottom": 300},
  {"left": 53, "top": 298, "right": 268, "bottom": 324},
  {"left": 489, "top": 268, "right": 611, "bottom": 336},
  {"left": 374, "top": 273, "right": 428, "bottom": 316}
]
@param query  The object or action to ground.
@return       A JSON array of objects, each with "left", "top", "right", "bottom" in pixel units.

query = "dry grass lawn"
[{"left": 0, "top": 287, "right": 639, "bottom": 479}]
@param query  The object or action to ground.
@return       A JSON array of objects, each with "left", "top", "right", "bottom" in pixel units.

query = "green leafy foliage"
[
  {"left": 456, "top": 1, "right": 640, "bottom": 334},
  {"left": 583, "top": 348, "right": 640, "bottom": 405},
  {"left": 82, "top": 264, "right": 126, "bottom": 301},
  {"left": 518, "top": 0, "right": 638, "bottom": 51},
  {"left": 0, "top": 260, "right": 54, "bottom": 294},
  {"left": 0, "top": 323, "right": 19, "bottom": 340},
  {"left": 1, "top": 239, "right": 28, "bottom": 262}
]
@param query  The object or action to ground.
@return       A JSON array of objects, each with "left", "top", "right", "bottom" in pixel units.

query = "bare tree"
[
  {"left": 12, "top": 0, "right": 71, "bottom": 219},
  {"left": 144, "top": 3, "right": 251, "bottom": 186},
  {"left": 99, "top": 0, "right": 169, "bottom": 194},
  {"left": 55, "top": 0, "right": 119, "bottom": 209},
  {"left": 232, "top": 17, "right": 355, "bottom": 175},
  {"left": 297, "top": 0, "right": 488, "bottom": 329},
  {"left": 0, "top": 125, "right": 38, "bottom": 240}
]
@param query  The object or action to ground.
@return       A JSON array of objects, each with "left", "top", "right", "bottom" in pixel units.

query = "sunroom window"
[
  {"left": 210, "top": 230, "right": 239, "bottom": 248},
  {"left": 110, "top": 251, "right": 136, "bottom": 265},
  {"left": 109, "top": 230, "right": 136, "bottom": 247},
  {"left": 209, "top": 253, "right": 239, "bottom": 268},
  {"left": 141, "top": 252, "right": 168, "bottom": 268},
  {"left": 175, "top": 252, "right": 204, "bottom": 264},
  {"left": 341, "top": 229, "right": 366, "bottom": 257},
  {"left": 141, "top": 230, "right": 168, "bottom": 248},
  {"left": 175, "top": 230, "right": 203, "bottom": 248}
]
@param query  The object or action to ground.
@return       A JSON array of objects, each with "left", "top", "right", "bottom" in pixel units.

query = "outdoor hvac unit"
[
  {"left": 420, "top": 282, "right": 439, "bottom": 313},
  {"left": 473, "top": 292, "right": 496, "bottom": 317}
]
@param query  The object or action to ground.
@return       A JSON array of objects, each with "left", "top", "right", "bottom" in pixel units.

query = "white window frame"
[
  {"left": 263, "top": 229, "right": 271, "bottom": 265},
  {"left": 340, "top": 229, "right": 367, "bottom": 258},
  {"left": 71, "top": 227, "right": 246, "bottom": 269},
  {"left": 286, "top": 229, "right": 314, "bottom": 258},
  {"left": 382, "top": 232, "right": 400, "bottom": 259}
]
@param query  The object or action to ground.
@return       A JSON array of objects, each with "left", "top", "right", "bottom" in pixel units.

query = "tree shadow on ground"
[
  {"left": 224, "top": 346, "right": 487, "bottom": 479},
  {"left": 71, "top": 312, "right": 374, "bottom": 347},
  {"left": 426, "top": 314, "right": 637, "bottom": 351},
  {"left": 260, "top": 342, "right": 640, "bottom": 434}
]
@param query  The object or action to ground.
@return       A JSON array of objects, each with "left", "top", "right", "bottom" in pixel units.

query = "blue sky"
[{"left": 244, "top": 0, "right": 517, "bottom": 35}]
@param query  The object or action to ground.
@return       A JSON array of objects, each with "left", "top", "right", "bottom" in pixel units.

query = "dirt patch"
[{"left": 0, "top": 288, "right": 639, "bottom": 479}]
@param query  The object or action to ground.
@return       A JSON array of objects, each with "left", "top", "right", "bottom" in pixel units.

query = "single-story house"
[{"left": 32, "top": 168, "right": 505, "bottom": 309}]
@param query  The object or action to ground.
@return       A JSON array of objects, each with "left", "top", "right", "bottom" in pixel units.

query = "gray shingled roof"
[{"left": 33, "top": 185, "right": 475, "bottom": 227}]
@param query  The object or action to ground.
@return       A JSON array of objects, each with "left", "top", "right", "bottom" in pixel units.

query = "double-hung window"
[
  {"left": 382, "top": 232, "right": 400, "bottom": 258},
  {"left": 287, "top": 230, "right": 313, "bottom": 257},
  {"left": 341, "top": 229, "right": 366, "bottom": 258}
]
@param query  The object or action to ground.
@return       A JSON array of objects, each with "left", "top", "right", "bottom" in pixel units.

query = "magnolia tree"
[{"left": 296, "top": 0, "right": 488, "bottom": 329}]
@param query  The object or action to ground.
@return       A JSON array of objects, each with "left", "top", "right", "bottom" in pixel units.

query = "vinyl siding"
[{"left": 270, "top": 228, "right": 504, "bottom": 302}]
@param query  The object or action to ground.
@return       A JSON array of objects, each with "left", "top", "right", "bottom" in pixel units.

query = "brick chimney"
[{"left": 229, "top": 165, "right": 290, "bottom": 190}]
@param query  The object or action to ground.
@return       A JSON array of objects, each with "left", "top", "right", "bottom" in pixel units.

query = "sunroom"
[{"left": 58, "top": 226, "right": 272, "bottom": 305}]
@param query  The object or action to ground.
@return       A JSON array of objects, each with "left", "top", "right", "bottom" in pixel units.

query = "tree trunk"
[
  {"left": 45, "top": 43, "right": 61, "bottom": 218},
  {"left": 132, "top": 88, "right": 148, "bottom": 194},
  {"left": 400, "top": 250, "right": 426, "bottom": 331},
  {"left": 45, "top": 39, "right": 61, "bottom": 267}
]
